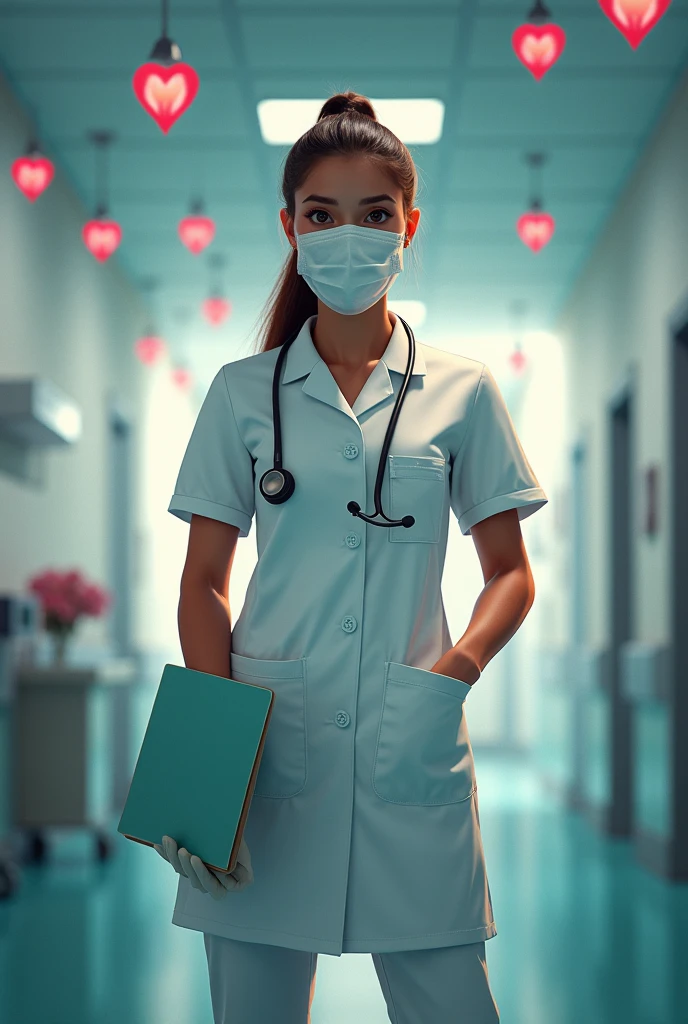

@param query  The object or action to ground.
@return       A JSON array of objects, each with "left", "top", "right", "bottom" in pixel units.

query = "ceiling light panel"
[{"left": 258, "top": 98, "right": 444, "bottom": 145}]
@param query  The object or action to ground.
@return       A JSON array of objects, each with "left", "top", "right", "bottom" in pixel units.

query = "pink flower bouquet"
[{"left": 27, "top": 568, "right": 111, "bottom": 662}]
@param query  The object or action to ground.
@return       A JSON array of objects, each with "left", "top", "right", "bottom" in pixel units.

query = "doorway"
[
  {"left": 108, "top": 396, "right": 134, "bottom": 656},
  {"left": 569, "top": 438, "right": 587, "bottom": 809},
  {"left": 670, "top": 311, "right": 688, "bottom": 876},
  {"left": 607, "top": 379, "right": 635, "bottom": 836}
]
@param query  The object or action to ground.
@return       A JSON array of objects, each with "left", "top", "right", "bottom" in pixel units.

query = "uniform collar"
[{"left": 281, "top": 313, "right": 427, "bottom": 385}]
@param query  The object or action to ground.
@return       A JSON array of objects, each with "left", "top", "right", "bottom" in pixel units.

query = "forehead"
[{"left": 295, "top": 154, "right": 402, "bottom": 200}]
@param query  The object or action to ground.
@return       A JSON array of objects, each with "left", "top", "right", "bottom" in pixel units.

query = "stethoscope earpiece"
[{"left": 263, "top": 314, "right": 418, "bottom": 530}]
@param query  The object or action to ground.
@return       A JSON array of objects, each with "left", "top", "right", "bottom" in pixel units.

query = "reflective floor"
[{"left": 1, "top": 752, "right": 686, "bottom": 1023}]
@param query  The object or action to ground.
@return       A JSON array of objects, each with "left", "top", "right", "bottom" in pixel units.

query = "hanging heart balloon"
[
  {"left": 12, "top": 155, "right": 55, "bottom": 202},
  {"left": 598, "top": 0, "right": 672, "bottom": 50},
  {"left": 512, "top": 23, "right": 566, "bottom": 80},
  {"left": 83, "top": 219, "right": 123, "bottom": 262},
  {"left": 179, "top": 214, "right": 215, "bottom": 254},
  {"left": 132, "top": 62, "right": 199, "bottom": 133},
  {"left": 516, "top": 211, "right": 555, "bottom": 252}
]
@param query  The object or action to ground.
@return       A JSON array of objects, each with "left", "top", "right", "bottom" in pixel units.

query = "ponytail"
[{"left": 250, "top": 245, "right": 317, "bottom": 354}]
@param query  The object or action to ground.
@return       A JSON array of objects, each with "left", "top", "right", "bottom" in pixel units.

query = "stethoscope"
[{"left": 259, "top": 314, "right": 416, "bottom": 530}]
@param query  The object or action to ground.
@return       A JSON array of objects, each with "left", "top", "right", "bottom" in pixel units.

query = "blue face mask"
[{"left": 295, "top": 223, "right": 406, "bottom": 315}]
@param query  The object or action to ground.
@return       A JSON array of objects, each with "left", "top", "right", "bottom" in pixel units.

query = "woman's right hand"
[{"left": 154, "top": 834, "right": 254, "bottom": 899}]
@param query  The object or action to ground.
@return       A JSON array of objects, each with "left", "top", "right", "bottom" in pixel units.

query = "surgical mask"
[{"left": 295, "top": 223, "right": 405, "bottom": 316}]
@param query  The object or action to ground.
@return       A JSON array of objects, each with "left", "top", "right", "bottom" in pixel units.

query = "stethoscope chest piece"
[{"left": 260, "top": 468, "right": 295, "bottom": 504}]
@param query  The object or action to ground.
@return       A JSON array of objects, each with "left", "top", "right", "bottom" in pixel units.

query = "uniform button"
[
  {"left": 343, "top": 443, "right": 359, "bottom": 459},
  {"left": 335, "top": 710, "right": 350, "bottom": 728},
  {"left": 341, "top": 615, "right": 358, "bottom": 633},
  {"left": 345, "top": 533, "right": 360, "bottom": 549}
]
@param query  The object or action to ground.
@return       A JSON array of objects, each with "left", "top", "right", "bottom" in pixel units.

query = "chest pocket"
[{"left": 388, "top": 454, "right": 446, "bottom": 543}]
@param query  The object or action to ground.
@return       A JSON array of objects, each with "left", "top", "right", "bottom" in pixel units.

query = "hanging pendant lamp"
[
  {"left": 598, "top": 0, "right": 672, "bottom": 50},
  {"left": 12, "top": 140, "right": 54, "bottom": 202},
  {"left": 132, "top": 0, "right": 199, "bottom": 133},
  {"left": 172, "top": 366, "right": 193, "bottom": 391},
  {"left": 179, "top": 198, "right": 216, "bottom": 254},
  {"left": 202, "top": 297, "right": 231, "bottom": 325},
  {"left": 202, "top": 254, "right": 231, "bottom": 326},
  {"left": 516, "top": 153, "right": 555, "bottom": 252},
  {"left": 82, "top": 131, "right": 122, "bottom": 262},
  {"left": 134, "top": 278, "right": 167, "bottom": 365},
  {"left": 512, "top": 1, "right": 566, "bottom": 81}
]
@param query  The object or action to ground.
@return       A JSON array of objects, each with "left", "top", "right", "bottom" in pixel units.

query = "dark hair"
[{"left": 250, "top": 90, "right": 419, "bottom": 354}]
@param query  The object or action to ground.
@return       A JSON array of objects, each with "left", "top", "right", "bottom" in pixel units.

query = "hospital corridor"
[{"left": 1, "top": 2, "right": 688, "bottom": 1023}]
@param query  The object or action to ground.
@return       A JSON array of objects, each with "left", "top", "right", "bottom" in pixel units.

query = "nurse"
[{"left": 157, "top": 90, "right": 547, "bottom": 1023}]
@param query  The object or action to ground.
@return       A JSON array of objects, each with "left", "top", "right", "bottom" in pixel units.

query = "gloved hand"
[{"left": 154, "top": 834, "right": 254, "bottom": 900}]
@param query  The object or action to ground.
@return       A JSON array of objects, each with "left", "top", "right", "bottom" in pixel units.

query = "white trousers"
[{"left": 203, "top": 932, "right": 500, "bottom": 1024}]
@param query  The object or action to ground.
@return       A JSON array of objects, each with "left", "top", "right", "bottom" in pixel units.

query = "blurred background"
[{"left": 0, "top": 1, "right": 687, "bottom": 1022}]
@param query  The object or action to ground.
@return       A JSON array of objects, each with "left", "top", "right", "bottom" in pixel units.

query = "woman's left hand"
[
  {"left": 155, "top": 835, "right": 254, "bottom": 899},
  {"left": 431, "top": 649, "right": 481, "bottom": 687}
]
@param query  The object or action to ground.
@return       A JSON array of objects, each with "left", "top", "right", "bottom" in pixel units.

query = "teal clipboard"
[{"left": 117, "top": 663, "right": 274, "bottom": 874}]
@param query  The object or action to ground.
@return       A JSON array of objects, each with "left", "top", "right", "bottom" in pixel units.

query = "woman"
[{"left": 157, "top": 91, "right": 547, "bottom": 1023}]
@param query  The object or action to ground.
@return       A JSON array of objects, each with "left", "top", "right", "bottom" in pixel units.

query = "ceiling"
[{"left": 1, "top": 0, "right": 687, "bottom": 380}]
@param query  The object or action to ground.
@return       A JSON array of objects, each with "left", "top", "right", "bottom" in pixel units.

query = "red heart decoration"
[
  {"left": 82, "top": 219, "right": 122, "bottom": 262},
  {"left": 132, "top": 62, "right": 199, "bottom": 133},
  {"left": 178, "top": 214, "right": 215, "bottom": 254},
  {"left": 135, "top": 335, "right": 166, "bottom": 365},
  {"left": 512, "top": 24, "right": 566, "bottom": 81},
  {"left": 509, "top": 349, "right": 528, "bottom": 376},
  {"left": 202, "top": 297, "right": 231, "bottom": 326},
  {"left": 172, "top": 367, "right": 193, "bottom": 391},
  {"left": 12, "top": 156, "right": 55, "bottom": 202},
  {"left": 598, "top": 0, "right": 671, "bottom": 50},
  {"left": 516, "top": 212, "right": 555, "bottom": 252}
]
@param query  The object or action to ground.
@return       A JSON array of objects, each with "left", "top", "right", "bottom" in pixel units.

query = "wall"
[
  {"left": 0, "top": 72, "right": 149, "bottom": 658},
  {"left": 556, "top": 64, "right": 688, "bottom": 652}
]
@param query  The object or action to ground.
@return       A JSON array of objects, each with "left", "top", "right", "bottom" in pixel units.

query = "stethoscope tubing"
[{"left": 262, "top": 313, "right": 416, "bottom": 529}]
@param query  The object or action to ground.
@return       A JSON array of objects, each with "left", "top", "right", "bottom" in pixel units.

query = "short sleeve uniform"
[
  {"left": 450, "top": 363, "right": 546, "bottom": 535},
  {"left": 168, "top": 313, "right": 547, "bottom": 956},
  {"left": 167, "top": 365, "right": 254, "bottom": 538}
]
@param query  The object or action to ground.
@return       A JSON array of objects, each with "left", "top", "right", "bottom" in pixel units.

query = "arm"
[
  {"left": 432, "top": 508, "right": 535, "bottom": 686},
  {"left": 177, "top": 514, "right": 241, "bottom": 678},
  {"left": 155, "top": 513, "right": 255, "bottom": 897},
  {"left": 442, "top": 361, "right": 546, "bottom": 686}
]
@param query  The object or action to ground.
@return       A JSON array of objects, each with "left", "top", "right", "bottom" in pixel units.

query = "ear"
[
  {"left": 405, "top": 207, "right": 421, "bottom": 245},
  {"left": 279, "top": 208, "right": 296, "bottom": 249}
]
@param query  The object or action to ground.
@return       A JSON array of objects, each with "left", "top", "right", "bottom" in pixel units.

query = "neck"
[{"left": 311, "top": 300, "right": 396, "bottom": 371}]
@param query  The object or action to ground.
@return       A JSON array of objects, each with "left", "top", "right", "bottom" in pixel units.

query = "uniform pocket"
[
  {"left": 388, "top": 455, "right": 446, "bottom": 543},
  {"left": 372, "top": 661, "right": 475, "bottom": 805},
  {"left": 229, "top": 652, "right": 307, "bottom": 798}
]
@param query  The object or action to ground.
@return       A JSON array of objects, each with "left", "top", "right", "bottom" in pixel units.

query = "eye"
[
  {"left": 303, "top": 208, "right": 333, "bottom": 225},
  {"left": 302, "top": 207, "right": 394, "bottom": 226},
  {"left": 365, "top": 208, "right": 393, "bottom": 224}
]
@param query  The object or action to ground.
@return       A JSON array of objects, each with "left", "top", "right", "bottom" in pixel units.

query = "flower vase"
[{"left": 51, "top": 631, "right": 70, "bottom": 666}]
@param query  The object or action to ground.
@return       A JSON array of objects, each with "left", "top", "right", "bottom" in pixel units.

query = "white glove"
[{"left": 154, "top": 834, "right": 254, "bottom": 900}]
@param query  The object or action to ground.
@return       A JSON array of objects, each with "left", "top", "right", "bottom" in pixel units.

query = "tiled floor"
[{"left": 1, "top": 752, "right": 686, "bottom": 1023}]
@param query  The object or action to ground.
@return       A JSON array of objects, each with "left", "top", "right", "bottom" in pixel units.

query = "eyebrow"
[{"left": 301, "top": 193, "right": 396, "bottom": 206}]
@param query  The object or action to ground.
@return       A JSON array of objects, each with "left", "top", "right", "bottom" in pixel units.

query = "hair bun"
[{"left": 317, "top": 91, "right": 377, "bottom": 122}]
